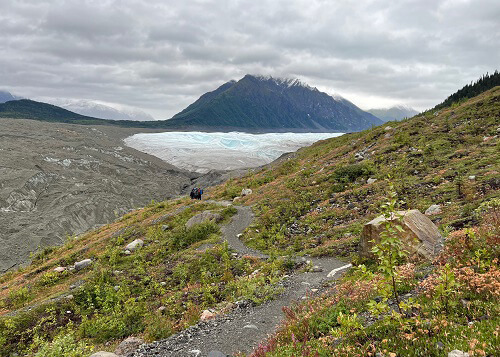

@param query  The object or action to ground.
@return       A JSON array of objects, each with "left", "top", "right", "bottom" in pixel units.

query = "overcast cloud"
[{"left": 1, "top": 0, "right": 498, "bottom": 119}]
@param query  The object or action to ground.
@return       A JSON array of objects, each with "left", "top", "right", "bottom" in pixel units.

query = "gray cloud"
[{"left": 0, "top": 0, "right": 498, "bottom": 118}]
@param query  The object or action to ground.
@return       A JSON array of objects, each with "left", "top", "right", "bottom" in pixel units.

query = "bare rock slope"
[{"left": 0, "top": 119, "right": 193, "bottom": 272}]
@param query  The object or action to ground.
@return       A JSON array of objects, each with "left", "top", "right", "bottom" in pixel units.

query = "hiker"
[
  {"left": 198, "top": 187, "right": 203, "bottom": 200},
  {"left": 190, "top": 187, "right": 196, "bottom": 199}
]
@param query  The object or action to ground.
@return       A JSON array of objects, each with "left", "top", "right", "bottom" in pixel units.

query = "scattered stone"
[
  {"left": 301, "top": 281, "right": 311, "bottom": 285},
  {"left": 241, "top": 188, "right": 253, "bottom": 196},
  {"left": 327, "top": 264, "right": 352, "bottom": 278},
  {"left": 311, "top": 288, "right": 319, "bottom": 293},
  {"left": 160, "top": 281, "right": 167, "bottom": 286},
  {"left": 113, "top": 270, "right": 123, "bottom": 275},
  {"left": 243, "top": 324, "right": 258, "bottom": 330},
  {"left": 74, "top": 259, "right": 92, "bottom": 271},
  {"left": 384, "top": 126, "right": 393, "bottom": 131},
  {"left": 367, "top": 178, "right": 377, "bottom": 184},
  {"left": 448, "top": 350, "right": 469, "bottom": 357},
  {"left": 208, "top": 352, "right": 227, "bottom": 357},
  {"left": 425, "top": 204, "right": 442, "bottom": 215},
  {"left": 436, "top": 341, "right": 444, "bottom": 350},
  {"left": 354, "top": 152, "right": 364, "bottom": 161},
  {"left": 311, "top": 265, "right": 323, "bottom": 272},
  {"left": 114, "top": 336, "right": 145, "bottom": 357},
  {"left": 189, "top": 350, "right": 201, "bottom": 357},
  {"left": 468, "top": 175, "right": 476, "bottom": 180},
  {"left": 360, "top": 210, "right": 444, "bottom": 261},
  {"left": 346, "top": 203, "right": 356, "bottom": 210},
  {"left": 114, "top": 285, "right": 120, "bottom": 291},
  {"left": 384, "top": 133, "right": 391, "bottom": 139},
  {"left": 233, "top": 196, "right": 241, "bottom": 202},
  {"left": 53, "top": 266, "right": 66, "bottom": 273},
  {"left": 200, "top": 309, "right": 216, "bottom": 321},
  {"left": 161, "top": 225, "right": 169, "bottom": 231},
  {"left": 124, "top": 250, "right": 131, "bottom": 255},
  {"left": 90, "top": 352, "right": 119, "bottom": 357},
  {"left": 236, "top": 233, "right": 243, "bottom": 238},
  {"left": 65, "top": 294, "right": 74, "bottom": 300},
  {"left": 186, "top": 211, "right": 223, "bottom": 228},
  {"left": 157, "top": 306, "right": 166, "bottom": 313},
  {"left": 125, "top": 239, "right": 144, "bottom": 252}
]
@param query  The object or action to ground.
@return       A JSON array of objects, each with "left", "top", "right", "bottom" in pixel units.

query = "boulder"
[
  {"left": 125, "top": 239, "right": 143, "bottom": 252},
  {"left": 74, "top": 259, "right": 92, "bottom": 271},
  {"left": 360, "top": 210, "right": 443, "bottom": 261},
  {"left": 200, "top": 309, "right": 216, "bottom": 320},
  {"left": 90, "top": 353, "right": 119, "bottom": 357},
  {"left": 185, "top": 211, "right": 222, "bottom": 229},
  {"left": 425, "top": 204, "right": 442, "bottom": 215},
  {"left": 114, "top": 336, "right": 144, "bottom": 357},
  {"left": 241, "top": 188, "right": 253, "bottom": 196},
  {"left": 384, "top": 126, "right": 393, "bottom": 131},
  {"left": 448, "top": 351, "right": 469, "bottom": 357},
  {"left": 53, "top": 266, "right": 66, "bottom": 273}
]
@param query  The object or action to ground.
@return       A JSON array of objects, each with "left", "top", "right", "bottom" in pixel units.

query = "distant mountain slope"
[
  {"left": 0, "top": 90, "right": 22, "bottom": 103},
  {"left": 367, "top": 105, "right": 418, "bottom": 122},
  {"left": 59, "top": 100, "right": 155, "bottom": 121},
  {"left": 168, "top": 75, "right": 383, "bottom": 132}
]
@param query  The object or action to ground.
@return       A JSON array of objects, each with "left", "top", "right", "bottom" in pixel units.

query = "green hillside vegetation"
[{"left": 0, "top": 87, "right": 498, "bottom": 356}]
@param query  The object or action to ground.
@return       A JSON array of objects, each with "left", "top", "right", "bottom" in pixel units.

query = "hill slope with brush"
[{"left": 0, "top": 87, "right": 498, "bottom": 357}]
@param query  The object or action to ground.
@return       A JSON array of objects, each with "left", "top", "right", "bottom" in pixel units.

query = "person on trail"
[
  {"left": 190, "top": 187, "right": 196, "bottom": 199},
  {"left": 198, "top": 188, "right": 203, "bottom": 200}
]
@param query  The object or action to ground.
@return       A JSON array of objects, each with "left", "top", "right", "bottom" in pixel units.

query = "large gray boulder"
[
  {"left": 125, "top": 239, "right": 143, "bottom": 252},
  {"left": 185, "top": 211, "right": 222, "bottom": 229},
  {"left": 74, "top": 259, "right": 92, "bottom": 271},
  {"left": 115, "top": 336, "right": 144, "bottom": 356},
  {"left": 360, "top": 210, "right": 443, "bottom": 261}
]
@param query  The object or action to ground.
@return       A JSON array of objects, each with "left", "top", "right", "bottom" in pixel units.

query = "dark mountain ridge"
[{"left": 168, "top": 75, "right": 383, "bottom": 131}]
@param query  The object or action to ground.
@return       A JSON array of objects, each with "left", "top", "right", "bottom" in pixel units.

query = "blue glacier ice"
[{"left": 124, "top": 131, "right": 343, "bottom": 173}]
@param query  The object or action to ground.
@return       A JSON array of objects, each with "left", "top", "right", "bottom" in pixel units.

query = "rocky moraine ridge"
[{"left": 0, "top": 119, "right": 198, "bottom": 272}]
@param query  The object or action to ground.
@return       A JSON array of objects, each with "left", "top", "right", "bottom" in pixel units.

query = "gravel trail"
[{"left": 135, "top": 203, "right": 351, "bottom": 357}]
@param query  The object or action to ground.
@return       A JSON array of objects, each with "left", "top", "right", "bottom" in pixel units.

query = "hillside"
[
  {"left": 0, "top": 87, "right": 498, "bottom": 356},
  {"left": 168, "top": 75, "right": 383, "bottom": 132}
]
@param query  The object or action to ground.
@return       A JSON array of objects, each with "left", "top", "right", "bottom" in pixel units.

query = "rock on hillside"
[{"left": 0, "top": 119, "right": 192, "bottom": 272}]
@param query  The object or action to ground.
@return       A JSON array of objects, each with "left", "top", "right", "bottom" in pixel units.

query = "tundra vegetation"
[{"left": 0, "top": 86, "right": 499, "bottom": 356}]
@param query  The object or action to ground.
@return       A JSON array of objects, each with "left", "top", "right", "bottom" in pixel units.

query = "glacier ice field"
[{"left": 124, "top": 131, "right": 343, "bottom": 173}]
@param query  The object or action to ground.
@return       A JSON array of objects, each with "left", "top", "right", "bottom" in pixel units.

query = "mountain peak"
[
  {"left": 0, "top": 90, "right": 23, "bottom": 103},
  {"left": 169, "top": 74, "right": 382, "bottom": 132}
]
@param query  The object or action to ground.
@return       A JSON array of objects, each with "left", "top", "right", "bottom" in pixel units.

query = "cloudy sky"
[{"left": 1, "top": 0, "right": 498, "bottom": 119}]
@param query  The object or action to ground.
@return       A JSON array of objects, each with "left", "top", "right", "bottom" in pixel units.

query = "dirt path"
[{"left": 135, "top": 203, "right": 351, "bottom": 357}]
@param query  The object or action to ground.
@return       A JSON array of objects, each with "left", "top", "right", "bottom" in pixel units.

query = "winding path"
[{"left": 135, "top": 202, "right": 351, "bottom": 357}]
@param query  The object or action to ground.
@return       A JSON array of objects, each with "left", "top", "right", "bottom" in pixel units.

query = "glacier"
[{"left": 124, "top": 131, "right": 343, "bottom": 173}]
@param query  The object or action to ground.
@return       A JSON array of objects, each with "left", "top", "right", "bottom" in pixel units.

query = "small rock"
[
  {"left": 233, "top": 196, "right": 241, "bottom": 202},
  {"left": 311, "top": 265, "right": 323, "bottom": 272},
  {"left": 301, "top": 281, "right": 311, "bottom": 285},
  {"left": 53, "top": 266, "right": 66, "bottom": 273},
  {"left": 114, "top": 336, "right": 144, "bottom": 356},
  {"left": 125, "top": 239, "right": 144, "bottom": 252},
  {"left": 189, "top": 350, "right": 201, "bottom": 357},
  {"left": 157, "top": 306, "right": 166, "bottom": 313},
  {"left": 346, "top": 203, "right": 355, "bottom": 210},
  {"left": 311, "top": 288, "right": 319, "bottom": 293},
  {"left": 448, "top": 350, "right": 469, "bottom": 357},
  {"left": 114, "top": 285, "right": 120, "bottom": 291},
  {"left": 113, "top": 270, "right": 123, "bottom": 275},
  {"left": 236, "top": 233, "right": 243, "bottom": 238},
  {"left": 74, "top": 259, "right": 92, "bottom": 271},
  {"left": 161, "top": 225, "right": 169, "bottom": 231},
  {"left": 90, "top": 353, "right": 119, "bottom": 357},
  {"left": 436, "top": 341, "right": 444, "bottom": 349},
  {"left": 384, "top": 126, "right": 393, "bottom": 131},
  {"left": 468, "top": 175, "right": 476, "bottom": 180},
  {"left": 160, "top": 281, "right": 167, "bottom": 286},
  {"left": 241, "top": 188, "right": 253, "bottom": 196},
  {"left": 384, "top": 133, "right": 391, "bottom": 138},
  {"left": 425, "top": 204, "right": 442, "bottom": 215},
  {"left": 65, "top": 294, "right": 74, "bottom": 300},
  {"left": 243, "top": 324, "right": 259, "bottom": 330},
  {"left": 200, "top": 309, "right": 216, "bottom": 320},
  {"left": 367, "top": 178, "right": 377, "bottom": 184},
  {"left": 124, "top": 250, "right": 131, "bottom": 255}
]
